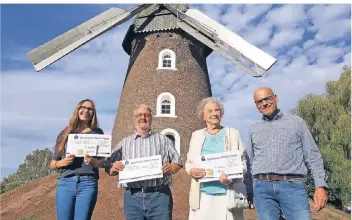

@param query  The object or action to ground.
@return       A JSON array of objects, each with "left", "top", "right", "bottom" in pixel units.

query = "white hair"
[
  {"left": 133, "top": 104, "right": 152, "bottom": 116},
  {"left": 196, "top": 97, "right": 224, "bottom": 122}
]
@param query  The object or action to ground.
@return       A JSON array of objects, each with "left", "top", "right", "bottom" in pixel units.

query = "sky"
[{"left": 1, "top": 4, "right": 351, "bottom": 179}]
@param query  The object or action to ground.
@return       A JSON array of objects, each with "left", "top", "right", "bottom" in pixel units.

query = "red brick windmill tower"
[{"left": 26, "top": 4, "right": 276, "bottom": 163}]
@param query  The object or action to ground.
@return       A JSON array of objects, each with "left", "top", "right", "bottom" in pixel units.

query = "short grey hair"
[
  {"left": 133, "top": 104, "right": 152, "bottom": 116},
  {"left": 196, "top": 97, "right": 224, "bottom": 122}
]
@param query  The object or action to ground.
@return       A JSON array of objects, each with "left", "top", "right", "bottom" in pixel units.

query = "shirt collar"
[
  {"left": 262, "top": 109, "right": 283, "bottom": 122},
  {"left": 134, "top": 130, "right": 153, "bottom": 139}
]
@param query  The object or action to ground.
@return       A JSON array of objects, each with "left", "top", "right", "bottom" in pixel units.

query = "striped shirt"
[
  {"left": 247, "top": 112, "right": 328, "bottom": 188},
  {"left": 105, "top": 131, "right": 181, "bottom": 188}
]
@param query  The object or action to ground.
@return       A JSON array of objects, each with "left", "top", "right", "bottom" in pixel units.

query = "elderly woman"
[{"left": 185, "top": 97, "right": 248, "bottom": 220}]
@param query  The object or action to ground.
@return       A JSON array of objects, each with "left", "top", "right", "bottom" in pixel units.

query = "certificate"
[
  {"left": 66, "top": 134, "right": 112, "bottom": 157},
  {"left": 119, "top": 155, "right": 163, "bottom": 184},
  {"left": 197, "top": 151, "right": 243, "bottom": 183}
]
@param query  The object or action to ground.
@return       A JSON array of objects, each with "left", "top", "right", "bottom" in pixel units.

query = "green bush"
[
  {"left": 292, "top": 66, "right": 351, "bottom": 209},
  {"left": 0, "top": 148, "right": 57, "bottom": 194}
]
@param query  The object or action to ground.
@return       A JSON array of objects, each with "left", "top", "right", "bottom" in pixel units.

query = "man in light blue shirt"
[{"left": 247, "top": 87, "right": 328, "bottom": 220}]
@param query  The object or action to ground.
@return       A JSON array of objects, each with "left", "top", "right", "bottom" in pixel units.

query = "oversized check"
[
  {"left": 119, "top": 155, "right": 163, "bottom": 184},
  {"left": 66, "top": 134, "right": 112, "bottom": 157},
  {"left": 197, "top": 151, "right": 243, "bottom": 183}
]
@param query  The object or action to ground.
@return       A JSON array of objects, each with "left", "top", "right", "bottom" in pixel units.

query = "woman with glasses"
[{"left": 49, "top": 99, "right": 104, "bottom": 220}]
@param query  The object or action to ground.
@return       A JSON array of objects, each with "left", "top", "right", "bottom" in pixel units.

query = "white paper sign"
[
  {"left": 66, "top": 134, "right": 112, "bottom": 157},
  {"left": 119, "top": 155, "right": 163, "bottom": 184},
  {"left": 197, "top": 151, "right": 244, "bottom": 183}
]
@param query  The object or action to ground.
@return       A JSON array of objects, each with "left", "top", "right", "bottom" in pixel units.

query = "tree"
[
  {"left": 292, "top": 66, "right": 351, "bottom": 209},
  {"left": 0, "top": 148, "right": 57, "bottom": 194}
]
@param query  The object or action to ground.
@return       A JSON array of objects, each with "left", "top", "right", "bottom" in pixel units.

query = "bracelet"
[{"left": 54, "top": 161, "right": 59, "bottom": 169}]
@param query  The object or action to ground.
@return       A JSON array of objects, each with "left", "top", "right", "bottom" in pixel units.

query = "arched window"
[
  {"left": 161, "top": 128, "right": 180, "bottom": 156},
  {"left": 157, "top": 49, "right": 176, "bottom": 70},
  {"left": 155, "top": 92, "right": 176, "bottom": 117},
  {"left": 161, "top": 100, "right": 171, "bottom": 114},
  {"left": 163, "top": 54, "right": 172, "bottom": 68},
  {"left": 166, "top": 134, "right": 175, "bottom": 145}
]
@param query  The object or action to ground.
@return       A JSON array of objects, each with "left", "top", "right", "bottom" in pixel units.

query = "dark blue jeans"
[
  {"left": 123, "top": 186, "right": 173, "bottom": 220},
  {"left": 55, "top": 175, "right": 98, "bottom": 220},
  {"left": 253, "top": 178, "right": 312, "bottom": 220}
]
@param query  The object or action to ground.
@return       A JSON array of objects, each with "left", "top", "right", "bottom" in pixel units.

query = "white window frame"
[
  {"left": 161, "top": 128, "right": 180, "bottom": 156},
  {"left": 157, "top": 49, "right": 177, "bottom": 70},
  {"left": 155, "top": 92, "right": 177, "bottom": 118}
]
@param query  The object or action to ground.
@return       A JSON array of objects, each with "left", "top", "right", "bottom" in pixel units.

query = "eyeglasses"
[
  {"left": 255, "top": 95, "right": 275, "bottom": 106},
  {"left": 79, "top": 106, "right": 94, "bottom": 114},
  {"left": 134, "top": 113, "right": 151, "bottom": 119}
]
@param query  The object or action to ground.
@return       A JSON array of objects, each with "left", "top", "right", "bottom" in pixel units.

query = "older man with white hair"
[{"left": 105, "top": 104, "right": 182, "bottom": 220}]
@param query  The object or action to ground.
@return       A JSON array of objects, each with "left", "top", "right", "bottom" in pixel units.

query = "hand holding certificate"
[
  {"left": 66, "top": 134, "right": 112, "bottom": 157},
  {"left": 197, "top": 151, "right": 243, "bottom": 183},
  {"left": 118, "top": 155, "right": 163, "bottom": 184}
]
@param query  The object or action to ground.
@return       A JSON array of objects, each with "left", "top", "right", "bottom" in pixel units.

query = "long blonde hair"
[{"left": 56, "top": 99, "right": 99, "bottom": 156}]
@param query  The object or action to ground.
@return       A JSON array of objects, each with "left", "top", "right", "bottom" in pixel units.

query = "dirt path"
[{"left": 0, "top": 170, "right": 349, "bottom": 220}]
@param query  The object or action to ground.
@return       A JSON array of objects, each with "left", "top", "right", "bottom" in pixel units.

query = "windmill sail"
[
  {"left": 163, "top": 4, "right": 276, "bottom": 77},
  {"left": 27, "top": 4, "right": 152, "bottom": 72}
]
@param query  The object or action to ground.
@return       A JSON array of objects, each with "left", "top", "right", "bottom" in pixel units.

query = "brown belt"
[{"left": 253, "top": 174, "right": 305, "bottom": 181}]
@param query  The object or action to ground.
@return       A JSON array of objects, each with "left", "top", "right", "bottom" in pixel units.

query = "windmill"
[{"left": 27, "top": 4, "right": 277, "bottom": 164}]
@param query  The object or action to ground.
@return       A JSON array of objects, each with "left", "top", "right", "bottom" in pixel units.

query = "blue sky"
[{"left": 1, "top": 4, "right": 351, "bottom": 179}]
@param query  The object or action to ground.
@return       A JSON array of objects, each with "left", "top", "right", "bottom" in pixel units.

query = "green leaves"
[
  {"left": 0, "top": 148, "right": 57, "bottom": 194},
  {"left": 292, "top": 66, "right": 351, "bottom": 209}
]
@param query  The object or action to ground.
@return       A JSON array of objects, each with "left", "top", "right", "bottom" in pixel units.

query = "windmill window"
[
  {"left": 161, "top": 128, "right": 180, "bottom": 155},
  {"left": 155, "top": 92, "right": 176, "bottom": 117},
  {"left": 162, "top": 54, "right": 172, "bottom": 68},
  {"left": 158, "top": 49, "right": 176, "bottom": 70},
  {"left": 166, "top": 134, "right": 175, "bottom": 144},
  {"left": 161, "top": 100, "right": 171, "bottom": 114}
]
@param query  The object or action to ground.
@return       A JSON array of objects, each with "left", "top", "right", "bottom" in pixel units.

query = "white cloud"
[
  {"left": 242, "top": 24, "right": 272, "bottom": 46},
  {"left": 308, "top": 4, "right": 351, "bottom": 42},
  {"left": 269, "top": 28, "right": 305, "bottom": 48},
  {"left": 303, "top": 39, "right": 316, "bottom": 50},
  {"left": 308, "top": 4, "right": 350, "bottom": 24},
  {"left": 265, "top": 4, "right": 308, "bottom": 28},
  {"left": 305, "top": 45, "right": 346, "bottom": 65},
  {"left": 221, "top": 4, "right": 272, "bottom": 33},
  {"left": 286, "top": 45, "right": 304, "bottom": 58},
  {"left": 314, "top": 19, "right": 351, "bottom": 42},
  {"left": 343, "top": 52, "right": 351, "bottom": 65}
]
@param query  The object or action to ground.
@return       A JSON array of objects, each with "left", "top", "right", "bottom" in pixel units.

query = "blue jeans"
[
  {"left": 55, "top": 175, "right": 98, "bottom": 220},
  {"left": 253, "top": 179, "right": 312, "bottom": 220},
  {"left": 123, "top": 186, "right": 173, "bottom": 220}
]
